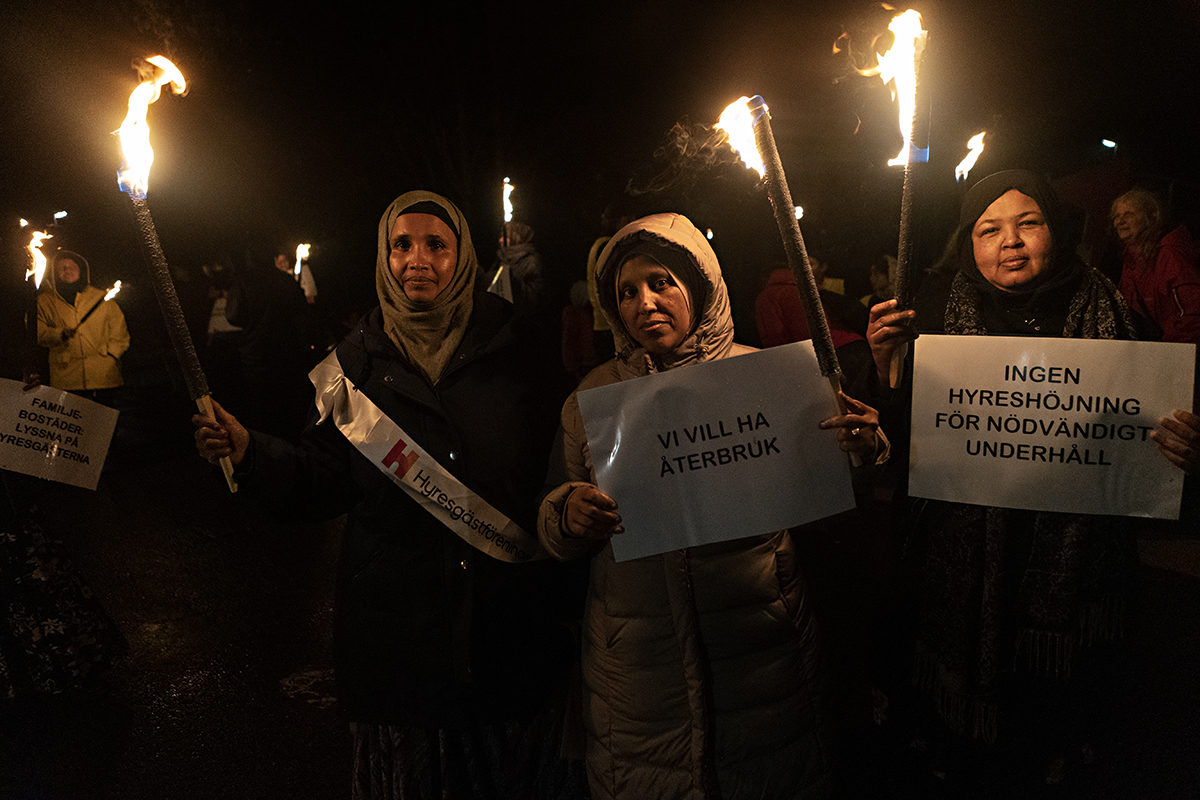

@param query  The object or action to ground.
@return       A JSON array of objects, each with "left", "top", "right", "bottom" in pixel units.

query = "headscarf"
[
  {"left": 936, "top": 169, "right": 1131, "bottom": 339},
  {"left": 375, "top": 190, "right": 479, "bottom": 383},
  {"left": 595, "top": 213, "right": 735, "bottom": 374}
]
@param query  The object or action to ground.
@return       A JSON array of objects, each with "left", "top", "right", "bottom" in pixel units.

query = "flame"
[
  {"left": 502, "top": 177, "right": 515, "bottom": 223},
  {"left": 25, "top": 230, "right": 52, "bottom": 288},
  {"left": 295, "top": 243, "right": 310, "bottom": 277},
  {"left": 716, "top": 96, "right": 766, "bottom": 178},
  {"left": 859, "top": 10, "right": 927, "bottom": 166},
  {"left": 116, "top": 55, "right": 187, "bottom": 198},
  {"left": 104, "top": 280, "right": 123, "bottom": 301},
  {"left": 955, "top": 131, "right": 986, "bottom": 182}
]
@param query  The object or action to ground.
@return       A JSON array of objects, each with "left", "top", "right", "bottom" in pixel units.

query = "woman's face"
[
  {"left": 1111, "top": 198, "right": 1149, "bottom": 244},
  {"left": 971, "top": 190, "right": 1053, "bottom": 292},
  {"left": 388, "top": 213, "right": 457, "bottom": 302},
  {"left": 617, "top": 255, "right": 692, "bottom": 355}
]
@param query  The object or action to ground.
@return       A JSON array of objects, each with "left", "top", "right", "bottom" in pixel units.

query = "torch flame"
[
  {"left": 716, "top": 96, "right": 766, "bottom": 178},
  {"left": 955, "top": 132, "right": 986, "bottom": 182},
  {"left": 295, "top": 243, "right": 310, "bottom": 277},
  {"left": 859, "top": 10, "right": 927, "bottom": 167},
  {"left": 104, "top": 280, "right": 123, "bottom": 302},
  {"left": 502, "top": 177, "right": 515, "bottom": 223},
  {"left": 25, "top": 230, "right": 52, "bottom": 288},
  {"left": 116, "top": 55, "right": 187, "bottom": 198}
]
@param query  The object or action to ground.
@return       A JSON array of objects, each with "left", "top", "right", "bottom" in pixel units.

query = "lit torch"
[
  {"left": 294, "top": 242, "right": 310, "bottom": 278},
  {"left": 116, "top": 55, "right": 236, "bottom": 492},
  {"left": 24, "top": 228, "right": 52, "bottom": 359},
  {"left": 503, "top": 177, "right": 515, "bottom": 223},
  {"left": 717, "top": 95, "right": 861, "bottom": 464},
  {"left": 858, "top": 9, "right": 928, "bottom": 387},
  {"left": 73, "top": 281, "right": 123, "bottom": 330},
  {"left": 955, "top": 131, "right": 986, "bottom": 183},
  {"left": 25, "top": 229, "right": 51, "bottom": 288}
]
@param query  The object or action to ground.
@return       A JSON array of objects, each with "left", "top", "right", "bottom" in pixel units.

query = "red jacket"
[
  {"left": 755, "top": 268, "right": 865, "bottom": 349},
  {"left": 1118, "top": 225, "right": 1200, "bottom": 343}
]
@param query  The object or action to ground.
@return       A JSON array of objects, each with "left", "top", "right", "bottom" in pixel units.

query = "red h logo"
[{"left": 382, "top": 438, "right": 419, "bottom": 478}]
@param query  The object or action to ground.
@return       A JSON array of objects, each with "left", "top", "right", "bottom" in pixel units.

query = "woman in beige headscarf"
[{"left": 195, "top": 191, "right": 586, "bottom": 799}]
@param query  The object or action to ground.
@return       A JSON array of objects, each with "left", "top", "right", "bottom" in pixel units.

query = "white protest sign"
[
  {"left": 577, "top": 341, "right": 856, "bottom": 562},
  {"left": 910, "top": 335, "right": 1195, "bottom": 519},
  {"left": 0, "top": 380, "right": 118, "bottom": 490}
]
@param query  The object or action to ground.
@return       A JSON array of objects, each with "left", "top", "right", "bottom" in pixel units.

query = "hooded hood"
[
  {"left": 375, "top": 190, "right": 479, "bottom": 383},
  {"left": 45, "top": 249, "right": 91, "bottom": 305},
  {"left": 595, "top": 213, "right": 735, "bottom": 373}
]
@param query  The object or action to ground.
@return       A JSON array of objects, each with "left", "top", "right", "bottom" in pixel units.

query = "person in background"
[
  {"left": 755, "top": 257, "right": 873, "bottom": 396},
  {"left": 560, "top": 279, "right": 600, "bottom": 382},
  {"left": 36, "top": 249, "right": 130, "bottom": 405},
  {"left": 201, "top": 262, "right": 245, "bottom": 410},
  {"left": 291, "top": 252, "right": 319, "bottom": 305},
  {"left": 194, "top": 191, "right": 586, "bottom": 800},
  {"left": 490, "top": 221, "right": 547, "bottom": 320},
  {"left": 1111, "top": 188, "right": 1200, "bottom": 344},
  {"left": 539, "top": 212, "right": 886, "bottom": 800},
  {"left": 225, "top": 250, "right": 316, "bottom": 440},
  {"left": 861, "top": 254, "right": 897, "bottom": 311}
]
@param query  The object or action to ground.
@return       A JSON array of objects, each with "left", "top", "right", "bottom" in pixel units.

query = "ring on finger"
[{"left": 849, "top": 427, "right": 862, "bottom": 437}]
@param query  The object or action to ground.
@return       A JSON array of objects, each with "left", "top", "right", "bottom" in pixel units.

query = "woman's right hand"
[
  {"left": 192, "top": 398, "right": 249, "bottom": 467},
  {"left": 564, "top": 484, "right": 623, "bottom": 540},
  {"left": 866, "top": 299, "right": 917, "bottom": 385}
]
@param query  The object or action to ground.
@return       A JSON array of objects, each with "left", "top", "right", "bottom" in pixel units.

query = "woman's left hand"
[
  {"left": 1151, "top": 409, "right": 1200, "bottom": 474},
  {"left": 819, "top": 391, "right": 881, "bottom": 458}
]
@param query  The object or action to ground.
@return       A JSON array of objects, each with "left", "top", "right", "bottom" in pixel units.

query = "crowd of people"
[{"left": 4, "top": 167, "right": 1200, "bottom": 799}]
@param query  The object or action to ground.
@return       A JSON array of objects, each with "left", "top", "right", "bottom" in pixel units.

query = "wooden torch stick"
[
  {"left": 127, "top": 195, "right": 237, "bottom": 492},
  {"left": 746, "top": 95, "right": 863, "bottom": 466}
]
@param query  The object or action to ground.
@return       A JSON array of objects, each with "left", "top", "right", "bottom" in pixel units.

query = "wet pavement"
[
  {"left": 1, "top": 379, "right": 1198, "bottom": 799},
  {"left": 1, "top": 383, "right": 349, "bottom": 799}
]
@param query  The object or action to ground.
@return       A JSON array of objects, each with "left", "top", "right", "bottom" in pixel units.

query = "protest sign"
[
  {"left": 909, "top": 335, "right": 1195, "bottom": 518},
  {"left": 577, "top": 341, "right": 856, "bottom": 561},
  {"left": 0, "top": 380, "right": 118, "bottom": 490}
]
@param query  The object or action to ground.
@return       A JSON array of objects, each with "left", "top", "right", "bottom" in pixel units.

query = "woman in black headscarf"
[
  {"left": 866, "top": 170, "right": 1199, "bottom": 787},
  {"left": 194, "top": 191, "right": 586, "bottom": 799}
]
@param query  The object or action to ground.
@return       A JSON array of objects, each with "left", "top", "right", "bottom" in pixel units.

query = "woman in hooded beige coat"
[{"left": 539, "top": 213, "right": 883, "bottom": 800}]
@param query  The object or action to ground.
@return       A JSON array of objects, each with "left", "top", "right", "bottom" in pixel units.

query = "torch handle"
[
  {"left": 128, "top": 196, "right": 235, "bottom": 495},
  {"left": 827, "top": 374, "right": 864, "bottom": 468},
  {"left": 75, "top": 297, "right": 107, "bottom": 330},
  {"left": 128, "top": 196, "right": 210, "bottom": 400},
  {"left": 888, "top": 341, "right": 909, "bottom": 389},
  {"left": 195, "top": 394, "right": 237, "bottom": 494},
  {"left": 749, "top": 98, "right": 843, "bottom": 383}
]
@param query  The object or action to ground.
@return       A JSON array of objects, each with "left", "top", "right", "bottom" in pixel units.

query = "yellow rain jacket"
[{"left": 37, "top": 250, "right": 129, "bottom": 391}]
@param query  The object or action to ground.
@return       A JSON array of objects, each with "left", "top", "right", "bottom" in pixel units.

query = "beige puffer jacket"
[
  {"left": 539, "top": 214, "right": 831, "bottom": 800},
  {"left": 36, "top": 250, "right": 129, "bottom": 391}
]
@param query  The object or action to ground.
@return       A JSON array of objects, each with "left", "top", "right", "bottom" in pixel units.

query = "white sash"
[{"left": 310, "top": 351, "right": 545, "bottom": 563}]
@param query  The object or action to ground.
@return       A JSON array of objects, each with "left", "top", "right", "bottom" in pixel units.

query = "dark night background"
[
  {"left": 3, "top": 3, "right": 1200, "bottom": 798},
  {"left": 4, "top": 0, "right": 1200, "bottom": 367}
]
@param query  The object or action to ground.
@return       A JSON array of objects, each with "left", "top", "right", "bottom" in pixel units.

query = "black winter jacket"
[{"left": 242, "top": 295, "right": 583, "bottom": 727}]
